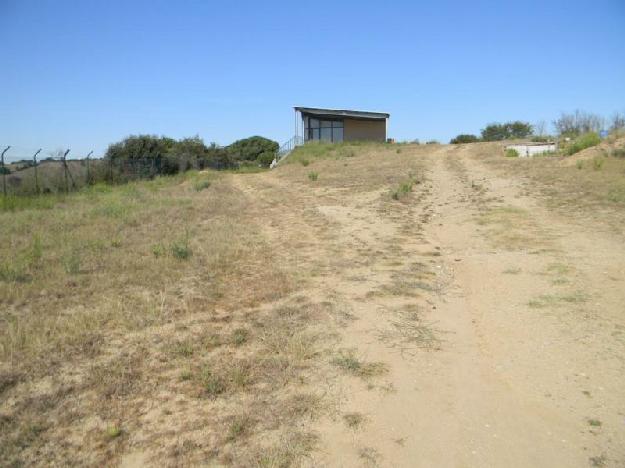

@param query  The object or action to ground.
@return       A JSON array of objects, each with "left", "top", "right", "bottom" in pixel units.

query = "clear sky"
[{"left": 1, "top": 0, "right": 624, "bottom": 159}]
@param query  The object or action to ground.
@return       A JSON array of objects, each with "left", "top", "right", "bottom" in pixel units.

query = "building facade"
[{"left": 294, "top": 107, "right": 389, "bottom": 143}]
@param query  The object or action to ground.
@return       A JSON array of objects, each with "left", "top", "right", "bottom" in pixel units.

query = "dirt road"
[{"left": 234, "top": 144, "right": 625, "bottom": 467}]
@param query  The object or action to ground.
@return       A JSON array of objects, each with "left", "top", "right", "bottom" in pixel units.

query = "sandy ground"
[{"left": 233, "top": 144, "right": 625, "bottom": 467}]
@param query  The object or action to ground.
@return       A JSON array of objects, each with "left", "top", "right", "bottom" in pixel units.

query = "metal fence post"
[
  {"left": 33, "top": 149, "right": 41, "bottom": 194},
  {"left": 1, "top": 146, "right": 10, "bottom": 196},
  {"left": 86, "top": 150, "right": 93, "bottom": 185},
  {"left": 62, "top": 149, "right": 71, "bottom": 193}
]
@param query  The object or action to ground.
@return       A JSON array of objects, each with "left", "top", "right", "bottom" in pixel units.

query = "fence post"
[
  {"left": 62, "top": 149, "right": 71, "bottom": 193},
  {"left": 86, "top": 150, "right": 93, "bottom": 185},
  {"left": 33, "top": 149, "right": 41, "bottom": 194},
  {"left": 1, "top": 146, "right": 10, "bottom": 196}
]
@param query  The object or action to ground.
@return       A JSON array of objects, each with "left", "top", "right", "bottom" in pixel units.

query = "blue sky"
[{"left": 1, "top": 0, "right": 624, "bottom": 159}]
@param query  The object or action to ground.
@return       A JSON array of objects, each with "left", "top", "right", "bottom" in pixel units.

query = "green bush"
[
  {"left": 450, "top": 134, "right": 479, "bottom": 144},
  {"left": 425, "top": 140, "right": 439, "bottom": 145},
  {"left": 565, "top": 132, "right": 601, "bottom": 156},
  {"left": 227, "top": 136, "right": 279, "bottom": 162},
  {"left": 256, "top": 151, "right": 275, "bottom": 167},
  {"left": 308, "top": 171, "right": 318, "bottom": 181},
  {"left": 505, "top": 148, "right": 519, "bottom": 158}
]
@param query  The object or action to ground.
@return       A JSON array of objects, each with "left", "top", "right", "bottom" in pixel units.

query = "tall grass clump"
[
  {"left": 170, "top": 234, "right": 192, "bottom": 260},
  {"left": 505, "top": 148, "right": 519, "bottom": 158},
  {"left": 193, "top": 178, "right": 211, "bottom": 192},
  {"left": 308, "top": 172, "right": 318, "bottom": 181},
  {"left": 565, "top": 132, "right": 601, "bottom": 156}
]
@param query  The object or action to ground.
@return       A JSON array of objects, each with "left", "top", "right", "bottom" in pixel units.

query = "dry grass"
[
  {"left": 0, "top": 171, "right": 336, "bottom": 466},
  {"left": 475, "top": 138, "right": 625, "bottom": 232}
]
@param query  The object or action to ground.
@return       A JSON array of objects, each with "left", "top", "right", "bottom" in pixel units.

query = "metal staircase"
[{"left": 273, "top": 135, "right": 304, "bottom": 167}]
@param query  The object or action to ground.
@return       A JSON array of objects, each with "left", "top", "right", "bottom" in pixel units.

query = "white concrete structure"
[{"left": 505, "top": 143, "right": 557, "bottom": 157}]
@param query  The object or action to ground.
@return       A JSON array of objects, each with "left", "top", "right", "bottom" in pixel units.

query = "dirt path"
[{"left": 233, "top": 145, "right": 625, "bottom": 467}]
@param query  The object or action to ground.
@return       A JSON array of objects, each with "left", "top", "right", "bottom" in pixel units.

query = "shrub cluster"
[
  {"left": 450, "top": 134, "right": 479, "bottom": 144},
  {"left": 104, "top": 134, "right": 279, "bottom": 171},
  {"left": 564, "top": 132, "right": 601, "bottom": 156}
]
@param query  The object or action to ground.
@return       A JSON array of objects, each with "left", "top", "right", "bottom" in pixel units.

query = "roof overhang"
[{"left": 294, "top": 106, "right": 389, "bottom": 121}]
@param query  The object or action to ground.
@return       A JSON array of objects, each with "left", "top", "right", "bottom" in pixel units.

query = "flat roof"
[{"left": 294, "top": 106, "right": 389, "bottom": 120}]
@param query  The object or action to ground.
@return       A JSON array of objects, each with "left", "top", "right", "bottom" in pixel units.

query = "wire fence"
[{"left": 0, "top": 145, "right": 232, "bottom": 196}]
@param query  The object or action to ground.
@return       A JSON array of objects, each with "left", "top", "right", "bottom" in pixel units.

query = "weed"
[
  {"left": 201, "top": 368, "right": 226, "bottom": 397},
  {"left": 105, "top": 425, "right": 122, "bottom": 439},
  {"left": 152, "top": 243, "right": 166, "bottom": 258},
  {"left": 331, "top": 350, "right": 387, "bottom": 379},
  {"left": 343, "top": 412, "right": 365, "bottom": 428},
  {"left": 300, "top": 159, "right": 310, "bottom": 167},
  {"left": 0, "top": 260, "right": 29, "bottom": 282},
  {"left": 62, "top": 248, "right": 81, "bottom": 274},
  {"left": 611, "top": 148, "right": 625, "bottom": 158},
  {"left": 588, "top": 418, "right": 602, "bottom": 427},
  {"left": 226, "top": 415, "right": 251, "bottom": 441},
  {"left": 172, "top": 340, "right": 194, "bottom": 357},
  {"left": 592, "top": 157, "right": 604, "bottom": 170},
  {"left": 170, "top": 235, "right": 192, "bottom": 260},
  {"left": 231, "top": 328, "right": 249, "bottom": 346},
  {"left": 607, "top": 187, "right": 625, "bottom": 203},
  {"left": 576, "top": 160, "right": 584, "bottom": 170},
  {"left": 193, "top": 178, "right": 211, "bottom": 192},
  {"left": 505, "top": 148, "right": 519, "bottom": 158},
  {"left": 528, "top": 291, "right": 587, "bottom": 308},
  {"left": 359, "top": 447, "right": 381, "bottom": 465},
  {"left": 589, "top": 455, "right": 607, "bottom": 466},
  {"left": 180, "top": 369, "right": 193, "bottom": 381},
  {"left": 308, "top": 171, "right": 319, "bottom": 181},
  {"left": 390, "top": 176, "right": 416, "bottom": 200},
  {"left": 502, "top": 267, "right": 521, "bottom": 274}
]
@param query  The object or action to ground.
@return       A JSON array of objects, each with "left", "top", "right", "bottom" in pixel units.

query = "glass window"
[
  {"left": 304, "top": 117, "right": 343, "bottom": 141},
  {"left": 308, "top": 128, "right": 320, "bottom": 141},
  {"left": 332, "top": 127, "right": 343, "bottom": 142}
]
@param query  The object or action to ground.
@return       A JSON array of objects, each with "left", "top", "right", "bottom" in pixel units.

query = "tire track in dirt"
[{"left": 232, "top": 145, "right": 625, "bottom": 467}]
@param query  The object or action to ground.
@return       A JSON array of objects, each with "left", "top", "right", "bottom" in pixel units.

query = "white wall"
[{"left": 505, "top": 143, "right": 556, "bottom": 157}]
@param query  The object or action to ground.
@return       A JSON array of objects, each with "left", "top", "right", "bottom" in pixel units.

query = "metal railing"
[{"left": 275, "top": 135, "right": 304, "bottom": 163}]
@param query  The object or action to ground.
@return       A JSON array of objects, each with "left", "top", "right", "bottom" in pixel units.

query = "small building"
[
  {"left": 504, "top": 142, "right": 557, "bottom": 157},
  {"left": 294, "top": 107, "right": 390, "bottom": 143}
]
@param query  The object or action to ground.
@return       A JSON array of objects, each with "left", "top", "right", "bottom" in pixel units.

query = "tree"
[
  {"left": 450, "top": 134, "right": 479, "bottom": 144},
  {"left": 227, "top": 136, "right": 279, "bottom": 162},
  {"left": 553, "top": 110, "right": 603, "bottom": 137},
  {"left": 480, "top": 121, "right": 532, "bottom": 141},
  {"left": 533, "top": 120, "right": 546, "bottom": 136},
  {"left": 610, "top": 112, "right": 625, "bottom": 132}
]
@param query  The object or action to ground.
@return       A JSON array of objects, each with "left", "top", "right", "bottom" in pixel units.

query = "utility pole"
[
  {"left": 1, "top": 146, "right": 10, "bottom": 196},
  {"left": 33, "top": 149, "right": 41, "bottom": 194}
]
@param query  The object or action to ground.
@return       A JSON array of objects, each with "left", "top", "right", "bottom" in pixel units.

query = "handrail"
[{"left": 273, "top": 135, "right": 304, "bottom": 166}]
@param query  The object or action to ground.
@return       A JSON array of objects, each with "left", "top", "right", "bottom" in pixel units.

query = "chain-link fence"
[{"left": 0, "top": 145, "right": 232, "bottom": 196}]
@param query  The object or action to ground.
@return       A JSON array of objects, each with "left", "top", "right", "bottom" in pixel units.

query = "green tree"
[{"left": 481, "top": 121, "right": 532, "bottom": 141}]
